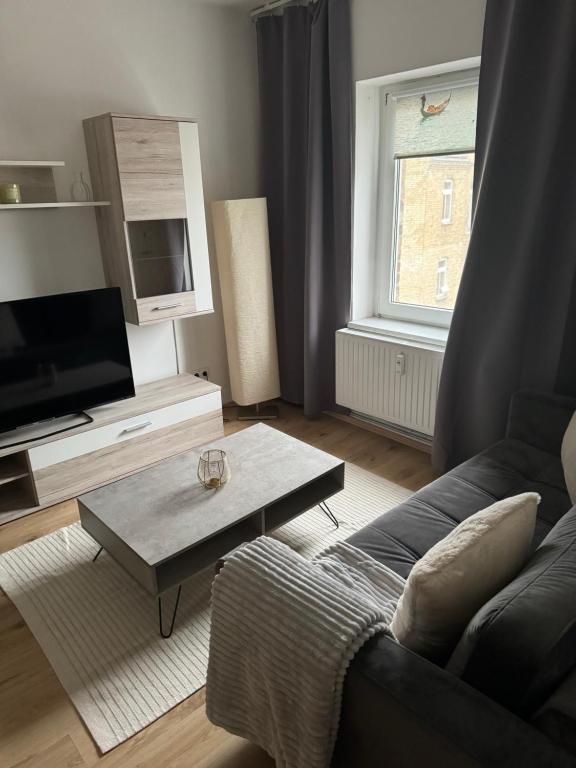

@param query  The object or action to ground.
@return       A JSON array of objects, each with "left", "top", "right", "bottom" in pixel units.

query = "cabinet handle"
[
  {"left": 121, "top": 419, "right": 153, "bottom": 434},
  {"left": 152, "top": 303, "right": 182, "bottom": 311}
]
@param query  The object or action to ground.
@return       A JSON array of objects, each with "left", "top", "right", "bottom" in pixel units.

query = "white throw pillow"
[
  {"left": 390, "top": 492, "right": 540, "bottom": 661},
  {"left": 561, "top": 412, "right": 576, "bottom": 504}
]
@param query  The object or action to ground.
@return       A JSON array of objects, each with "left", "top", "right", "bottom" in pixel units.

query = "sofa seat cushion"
[
  {"left": 447, "top": 506, "right": 576, "bottom": 717},
  {"left": 347, "top": 438, "right": 570, "bottom": 579}
]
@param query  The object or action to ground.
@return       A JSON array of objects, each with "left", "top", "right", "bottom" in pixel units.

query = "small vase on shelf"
[{"left": 70, "top": 172, "right": 92, "bottom": 202}]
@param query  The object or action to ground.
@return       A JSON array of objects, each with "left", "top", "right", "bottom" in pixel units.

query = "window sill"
[{"left": 347, "top": 317, "right": 448, "bottom": 351}]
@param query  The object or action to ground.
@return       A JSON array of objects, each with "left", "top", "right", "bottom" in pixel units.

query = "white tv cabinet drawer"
[{"left": 28, "top": 390, "right": 221, "bottom": 471}]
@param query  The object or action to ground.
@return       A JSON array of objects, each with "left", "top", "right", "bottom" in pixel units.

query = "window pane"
[{"left": 392, "top": 153, "right": 474, "bottom": 311}]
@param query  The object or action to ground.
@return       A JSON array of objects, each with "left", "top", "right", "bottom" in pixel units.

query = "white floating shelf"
[
  {"left": 0, "top": 160, "right": 65, "bottom": 167},
  {"left": 0, "top": 201, "right": 110, "bottom": 210}
]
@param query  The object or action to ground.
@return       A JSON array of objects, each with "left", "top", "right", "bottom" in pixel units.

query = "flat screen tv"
[{"left": 0, "top": 288, "right": 135, "bottom": 435}]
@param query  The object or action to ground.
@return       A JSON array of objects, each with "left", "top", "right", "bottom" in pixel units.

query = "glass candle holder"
[{"left": 197, "top": 449, "right": 231, "bottom": 489}]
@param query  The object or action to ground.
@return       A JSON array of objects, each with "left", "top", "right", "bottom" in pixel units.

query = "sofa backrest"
[
  {"left": 447, "top": 505, "right": 576, "bottom": 717},
  {"left": 507, "top": 390, "right": 576, "bottom": 456}
]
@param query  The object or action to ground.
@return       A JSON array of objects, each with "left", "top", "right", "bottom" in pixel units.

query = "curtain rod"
[{"left": 251, "top": 0, "right": 316, "bottom": 20}]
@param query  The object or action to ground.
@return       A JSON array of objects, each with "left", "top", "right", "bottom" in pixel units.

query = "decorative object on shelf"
[
  {"left": 70, "top": 171, "right": 92, "bottom": 202},
  {"left": 197, "top": 449, "right": 230, "bottom": 489},
  {"left": 211, "top": 198, "right": 281, "bottom": 421},
  {"left": 0, "top": 182, "right": 22, "bottom": 204},
  {"left": 0, "top": 161, "right": 109, "bottom": 209}
]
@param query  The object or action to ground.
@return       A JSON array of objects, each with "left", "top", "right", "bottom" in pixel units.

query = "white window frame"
[
  {"left": 467, "top": 186, "right": 473, "bottom": 233},
  {"left": 441, "top": 180, "right": 454, "bottom": 224},
  {"left": 368, "top": 63, "right": 480, "bottom": 329}
]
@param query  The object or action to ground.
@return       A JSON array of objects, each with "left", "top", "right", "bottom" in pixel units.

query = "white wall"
[
  {"left": 0, "top": 0, "right": 260, "bottom": 399},
  {"left": 352, "top": 0, "right": 486, "bottom": 81}
]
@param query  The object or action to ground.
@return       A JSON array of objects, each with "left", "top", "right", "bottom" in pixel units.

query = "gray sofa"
[{"left": 333, "top": 390, "right": 576, "bottom": 767}]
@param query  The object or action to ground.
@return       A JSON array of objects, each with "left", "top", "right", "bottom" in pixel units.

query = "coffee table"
[{"left": 78, "top": 423, "right": 344, "bottom": 637}]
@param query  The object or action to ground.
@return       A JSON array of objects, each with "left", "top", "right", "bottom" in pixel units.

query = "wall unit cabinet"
[{"left": 83, "top": 113, "right": 213, "bottom": 325}]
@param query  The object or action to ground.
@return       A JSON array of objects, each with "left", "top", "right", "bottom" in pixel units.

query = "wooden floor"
[{"left": 0, "top": 404, "right": 436, "bottom": 768}]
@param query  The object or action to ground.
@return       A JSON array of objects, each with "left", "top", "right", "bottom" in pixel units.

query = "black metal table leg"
[
  {"left": 158, "top": 585, "right": 182, "bottom": 639},
  {"left": 92, "top": 545, "right": 104, "bottom": 562},
  {"left": 319, "top": 501, "right": 339, "bottom": 529}
]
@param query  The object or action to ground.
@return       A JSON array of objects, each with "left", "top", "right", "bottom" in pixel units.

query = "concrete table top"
[{"left": 79, "top": 422, "right": 343, "bottom": 567}]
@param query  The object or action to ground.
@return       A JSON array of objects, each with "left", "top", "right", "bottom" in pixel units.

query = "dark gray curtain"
[
  {"left": 256, "top": 0, "right": 352, "bottom": 415},
  {"left": 433, "top": 0, "right": 576, "bottom": 471}
]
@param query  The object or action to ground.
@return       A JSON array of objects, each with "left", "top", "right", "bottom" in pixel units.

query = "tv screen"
[{"left": 0, "top": 288, "right": 135, "bottom": 434}]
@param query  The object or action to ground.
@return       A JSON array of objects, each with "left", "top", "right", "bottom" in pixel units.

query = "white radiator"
[{"left": 335, "top": 329, "right": 444, "bottom": 437}]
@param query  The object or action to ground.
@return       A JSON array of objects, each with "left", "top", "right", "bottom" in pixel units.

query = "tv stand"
[
  {"left": 0, "top": 373, "right": 223, "bottom": 525},
  {"left": 0, "top": 412, "right": 94, "bottom": 450}
]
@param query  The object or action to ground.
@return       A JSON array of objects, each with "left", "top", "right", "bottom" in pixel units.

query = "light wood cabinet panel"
[
  {"left": 136, "top": 292, "right": 199, "bottom": 324},
  {"left": 34, "top": 409, "right": 223, "bottom": 507},
  {"left": 0, "top": 374, "right": 223, "bottom": 524},
  {"left": 113, "top": 117, "right": 186, "bottom": 220},
  {"left": 83, "top": 113, "right": 214, "bottom": 324},
  {"left": 84, "top": 114, "right": 139, "bottom": 323}
]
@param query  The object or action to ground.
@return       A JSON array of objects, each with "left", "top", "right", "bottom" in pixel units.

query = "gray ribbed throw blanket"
[{"left": 206, "top": 536, "right": 406, "bottom": 768}]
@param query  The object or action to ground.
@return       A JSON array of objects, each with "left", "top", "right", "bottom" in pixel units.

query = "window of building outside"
[
  {"left": 436, "top": 258, "right": 448, "bottom": 300},
  {"left": 441, "top": 180, "right": 453, "bottom": 224},
  {"left": 376, "top": 71, "right": 479, "bottom": 327}
]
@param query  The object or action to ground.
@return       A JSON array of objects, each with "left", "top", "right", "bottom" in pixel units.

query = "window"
[
  {"left": 441, "top": 180, "right": 453, "bottom": 224},
  {"left": 436, "top": 258, "right": 448, "bottom": 300},
  {"left": 373, "top": 68, "right": 479, "bottom": 327}
]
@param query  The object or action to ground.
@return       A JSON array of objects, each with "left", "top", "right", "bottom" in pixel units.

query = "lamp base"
[{"left": 237, "top": 403, "right": 279, "bottom": 420}]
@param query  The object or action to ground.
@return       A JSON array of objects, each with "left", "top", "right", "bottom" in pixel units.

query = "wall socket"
[{"left": 192, "top": 368, "right": 210, "bottom": 381}]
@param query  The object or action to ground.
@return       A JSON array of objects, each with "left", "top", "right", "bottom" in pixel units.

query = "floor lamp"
[{"left": 212, "top": 198, "right": 280, "bottom": 420}]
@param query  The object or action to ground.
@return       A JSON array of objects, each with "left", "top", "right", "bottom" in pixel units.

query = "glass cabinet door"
[{"left": 127, "top": 218, "right": 194, "bottom": 299}]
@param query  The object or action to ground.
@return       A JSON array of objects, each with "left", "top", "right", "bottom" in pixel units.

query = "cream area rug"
[{"left": 0, "top": 464, "right": 410, "bottom": 753}]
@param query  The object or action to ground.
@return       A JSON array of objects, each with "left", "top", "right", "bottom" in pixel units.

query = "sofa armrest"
[
  {"left": 332, "top": 634, "right": 576, "bottom": 768},
  {"left": 506, "top": 390, "right": 576, "bottom": 456}
]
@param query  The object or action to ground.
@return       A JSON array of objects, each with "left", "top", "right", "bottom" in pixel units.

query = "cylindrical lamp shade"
[{"left": 212, "top": 198, "right": 280, "bottom": 406}]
